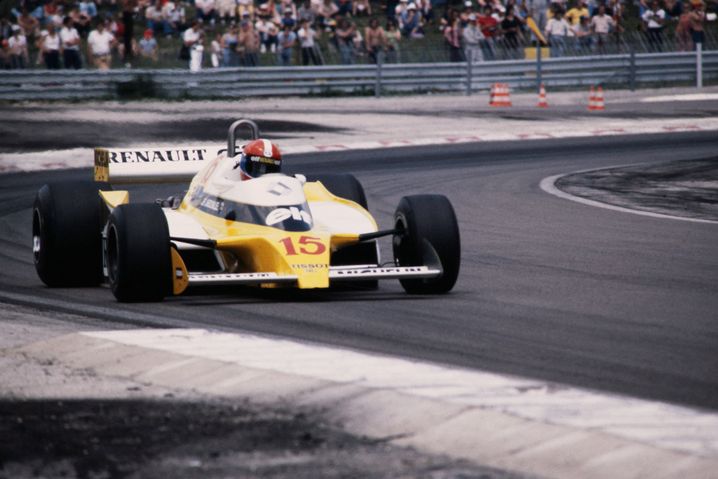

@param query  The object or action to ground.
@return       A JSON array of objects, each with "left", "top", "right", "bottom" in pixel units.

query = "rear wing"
[{"left": 94, "top": 146, "right": 227, "bottom": 184}]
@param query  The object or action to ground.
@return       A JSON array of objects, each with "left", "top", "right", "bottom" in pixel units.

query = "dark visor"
[{"left": 244, "top": 155, "right": 281, "bottom": 177}]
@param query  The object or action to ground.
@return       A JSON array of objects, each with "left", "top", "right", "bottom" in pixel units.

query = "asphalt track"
[{"left": 1, "top": 132, "right": 717, "bottom": 411}]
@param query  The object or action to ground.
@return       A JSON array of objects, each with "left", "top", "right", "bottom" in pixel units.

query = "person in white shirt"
[
  {"left": 87, "top": 21, "right": 116, "bottom": 70},
  {"left": 641, "top": 1, "right": 665, "bottom": 51},
  {"left": 297, "top": 19, "right": 321, "bottom": 65},
  {"left": 544, "top": 8, "right": 570, "bottom": 57},
  {"left": 60, "top": 16, "right": 82, "bottom": 69},
  {"left": 41, "top": 24, "right": 61, "bottom": 69},
  {"left": 8, "top": 26, "right": 29, "bottom": 69},
  {"left": 183, "top": 21, "right": 204, "bottom": 71},
  {"left": 590, "top": 5, "right": 614, "bottom": 53}
]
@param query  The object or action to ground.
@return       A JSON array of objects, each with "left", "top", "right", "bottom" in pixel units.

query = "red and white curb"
[
  {"left": 2, "top": 120, "right": 717, "bottom": 175},
  {"left": 19, "top": 328, "right": 718, "bottom": 479}
]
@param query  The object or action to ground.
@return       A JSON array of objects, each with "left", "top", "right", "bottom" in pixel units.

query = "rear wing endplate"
[{"left": 94, "top": 146, "right": 226, "bottom": 184}]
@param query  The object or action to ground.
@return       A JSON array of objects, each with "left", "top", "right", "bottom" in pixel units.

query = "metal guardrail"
[{"left": 0, "top": 49, "right": 715, "bottom": 100}]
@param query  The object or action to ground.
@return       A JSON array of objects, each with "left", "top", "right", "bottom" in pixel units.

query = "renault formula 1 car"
[{"left": 33, "top": 120, "right": 460, "bottom": 302}]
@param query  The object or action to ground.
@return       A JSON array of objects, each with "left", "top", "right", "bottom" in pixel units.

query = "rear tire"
[
  {"left": 106, "top": 203, "right": 172, "bottom": 302},
  {"left": 306, "top": 173, "right": 368, "bottom": 209},
  {"left": 33, "top": 181, "right": 106, "bottom": 287},
  {"left": 393, "top": 195, "right": 460, "bottom": 294},
  {"left": 308, "top": 173, "right": 378, "bottom": 289}
]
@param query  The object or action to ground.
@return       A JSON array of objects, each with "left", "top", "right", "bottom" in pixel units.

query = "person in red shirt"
[{"left": 478, "top": 5, "right": 498, "bottom": 60}]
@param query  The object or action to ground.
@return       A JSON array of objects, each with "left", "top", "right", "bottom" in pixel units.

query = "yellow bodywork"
[
  {"left": 97, "top": 152, "right": 377, "bottom": 295},
  {"left": 174, "top": 185, "right": 367, "bottom": 293}
]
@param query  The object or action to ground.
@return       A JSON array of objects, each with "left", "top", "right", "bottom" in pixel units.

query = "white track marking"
[
  {"left": 641, "top": 93, "right": 718, "bottom": 102},
  {"left": 84, "top": 328, "right": 718, "bottom": 458},
  {"left": 540, "top": 173, "right": 718, "bottom": 225}
]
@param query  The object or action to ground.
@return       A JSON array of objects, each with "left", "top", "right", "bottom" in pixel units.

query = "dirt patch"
[
  {"left": 0, "top": 399, "right": 521, "bottom": 479},
  {"left": 555, "top": 158, "right": 718, "bottom": 222}
]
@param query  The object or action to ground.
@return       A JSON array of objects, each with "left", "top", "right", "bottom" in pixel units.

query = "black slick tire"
[
  {"left": 393, "top": 195, "right": 460, "bottom": 294},
  {"left": 33, "top": 181, "right": 106, "bottom": 287},
  {"left": 106, "top": 203, "right": 172, "bottom": 302}
]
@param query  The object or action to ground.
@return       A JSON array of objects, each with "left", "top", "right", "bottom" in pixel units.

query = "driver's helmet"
[{"left": 235, "top": 139, "right": 282, "bottom": 180}]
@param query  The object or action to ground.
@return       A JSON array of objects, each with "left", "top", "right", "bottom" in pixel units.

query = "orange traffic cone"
[
  {"left": 490, "top": 83, "right": 512, "bottom": 107},
  {"left": 537, "top": 83, "right": 548, "bottom": 108},
  {"left": 588, "top": 86, "right": 605, "bottom": 111}
]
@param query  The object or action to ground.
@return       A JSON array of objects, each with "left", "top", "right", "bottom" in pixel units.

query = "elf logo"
[{"left": 265, "top": 207, "right": 312, "bottom": 226}]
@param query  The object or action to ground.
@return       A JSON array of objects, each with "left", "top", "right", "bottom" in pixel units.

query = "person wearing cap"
[
  {"left": 462, "top": 13, "right": 484, "bottom": 63},
  {"left": 281, "top": 9, "right": 297, "bottom": 28},
  {"left": 395, "top": 0, "right": 409, "bottom": 19},
  {"left": 278, "top": 0, "right": 299, "bottom": 21},
  {"left": 400, "top": 3, "right": 424, "bottom": 38},
  {"left": 8, "top": 26, "right": 29, "bottom": 69},
  {"left": 139, "top": 28, "right": 158, "bottom": 61}
]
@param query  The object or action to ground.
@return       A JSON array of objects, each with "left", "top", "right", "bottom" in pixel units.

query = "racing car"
[{"left": 32, "top": 120, "right": 460, "bottom": 302}]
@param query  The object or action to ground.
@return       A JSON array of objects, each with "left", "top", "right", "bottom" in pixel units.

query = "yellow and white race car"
[{"left": 32, "top": 120, "right": 460, "bottom": 302}]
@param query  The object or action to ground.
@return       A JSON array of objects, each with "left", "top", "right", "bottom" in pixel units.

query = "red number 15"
[{"left": 279, "top": 236, "right": 326, "bottom": 256}]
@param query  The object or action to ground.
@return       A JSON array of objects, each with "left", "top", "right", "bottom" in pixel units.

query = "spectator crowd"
[{"left": 0, "top": 0, "right": 712, "bottom": 69}]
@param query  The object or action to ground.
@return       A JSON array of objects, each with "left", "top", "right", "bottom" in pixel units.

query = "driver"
[{"left": 233, "top": 139, "right": 282, "bottom": 180}]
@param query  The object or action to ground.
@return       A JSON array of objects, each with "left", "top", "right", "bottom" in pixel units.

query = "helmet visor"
[{"left": 241, "top": 154, "right": 281, "bottom": 178}]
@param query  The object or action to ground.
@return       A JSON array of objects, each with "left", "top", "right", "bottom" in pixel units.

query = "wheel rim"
[{"left": 32, "top": 208, "right": 42, "bottom": 264}]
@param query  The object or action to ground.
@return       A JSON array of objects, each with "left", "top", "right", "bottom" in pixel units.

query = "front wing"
[{"left": 187, "top": 265, "right": 441, "bottom": 287}]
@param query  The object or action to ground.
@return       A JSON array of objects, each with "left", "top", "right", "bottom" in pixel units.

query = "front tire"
[
  {"left": 393, "top": 195, "right": 460, "bottom": 294},
  {"left": 106, "top": 203, "right": 172, "bottom": 302},
  {"left": 33, "top": 181, "right": 106, "bottom": 287}
]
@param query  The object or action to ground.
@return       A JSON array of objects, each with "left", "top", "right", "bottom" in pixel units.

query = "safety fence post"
[
  {"left": 696, "top": 43, "right": 703, "bottom": 89},
  {"left": 375, "top": 55, "right": 383, "bottom": 98},
  {"left": 536, "top": 43, "right": 542, "bottom": 94},
  {"left": 629, "top": 48, "right": 636, "bottom": 91},
  {"left": 466, "top": 58, "right": 473, "bottom": 96}
]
